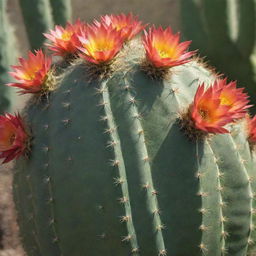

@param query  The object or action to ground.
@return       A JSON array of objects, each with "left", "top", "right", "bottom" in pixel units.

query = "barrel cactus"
[{"left": 1, "top": 14, "right": 256, "bottom": 256}]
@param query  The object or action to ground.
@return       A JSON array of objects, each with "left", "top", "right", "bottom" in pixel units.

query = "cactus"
[
  {"left": 50, "top": 0, "right": 72, "bottom": 25},
  {"left": 0, "top": 0, "right": 18, "bottom": 113},
  {"left": 19, "top": 0, "right": 72, "bottom": 49},
  {"left": 1, "top": 15, "right": 255, "bottom": 256},
  {"left": 180, "top": 0, "right": 256, "bottom": 113},
  {"left": 19, "top": 0, "right": 54, "bottom": 50}
]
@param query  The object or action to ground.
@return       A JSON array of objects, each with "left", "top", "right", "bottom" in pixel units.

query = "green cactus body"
[
  {"left": 180, "top": 0, "right": 256, "bottom": 113},
  {"left": 19, "top": 0, "right": 72, "bottom": 50},
  {"left": 0, "top": 0, "right": 18, "bottom": 113},
  {"left": 50, "top": 0, "right": 72, "bottom": 25},
  {"left": 19, "top": 0, "right": 54, "bottom": 49},
  {"left": 13, "top": 40, "right": 255, "bottom": 256}
]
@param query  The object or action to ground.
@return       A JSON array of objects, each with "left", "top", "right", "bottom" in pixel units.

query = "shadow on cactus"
[{"left": 1, "top": 13, "right": 256, "bottom": 256}]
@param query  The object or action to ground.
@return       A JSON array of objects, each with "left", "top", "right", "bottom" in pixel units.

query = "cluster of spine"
[
  {"left": 0, "top": 13, "right": 256, "bottom": 256},
  {"left": 180, "top": 0, "right": 256, "bottom": 112}
]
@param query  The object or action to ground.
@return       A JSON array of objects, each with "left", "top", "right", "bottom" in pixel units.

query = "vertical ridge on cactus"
[{"left": 1, "top": 16, "right": 255, "bottom": 256}]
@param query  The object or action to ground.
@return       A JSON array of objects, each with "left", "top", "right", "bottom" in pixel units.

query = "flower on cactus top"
[
  {"left": 77, "top": 23, "right": 124, "bottom": 64},
  {"left": 190, "top": 84, "right": 233, "bottom": 134},
  {"left": 44, "top": 19, "right": 85, "bottom": 56},
  {"left": 0, "top": 114, "right": 28, "bottom": 164},
  {"left": 8, "top": 50, "right": 52, "bottom": 94},
  {"left": 215, "top": 78, "right": 251, "bottom": 119},
  {"left": 97, "top": 13, "right": 146, "bottom": 41},
  {"left": 247, "top": 115, "right": 256, "bottom": 144},
  {"left": 143, "top": 26, "right": 195, "bottom": 68}
]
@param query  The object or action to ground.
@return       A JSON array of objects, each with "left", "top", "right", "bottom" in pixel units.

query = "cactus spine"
[{"left": 11, "top": 33, "right": 256, "bottom": 256}]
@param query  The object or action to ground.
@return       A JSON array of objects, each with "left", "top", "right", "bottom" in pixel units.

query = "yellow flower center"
[
  {"left": 61, "top": 31, "right": 72, "bottom": 41},
  {"left": 20, "top": 62, "right": 44, "bottom": 81},
  {"left": 21, "top": 65, "right": 43, "bottom": 80},
  {"left": 86, "top": 39, "right": 114, "bottom": 53},
  {"left": 220, "top": 97, "right": 231, "bottom": 106},
  {"left": 21, "top": 72, "right": 36, "bottom": 80},
  {"left": 158, "top": 49, "right": 170, "bottom": 58},
  {"left": 114, "top": 22, "right": 127, "bottom": 31},
  {"left": 220, "top": 93, "right": 234, "bottom": 106},
  {"left": 155, "top": 42, "right": 178, "bottom": 59}
]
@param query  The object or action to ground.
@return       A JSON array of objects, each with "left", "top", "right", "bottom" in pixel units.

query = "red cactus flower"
[
  {"left": 0, "top": 114, "right": 28, "bottom": 164},
  {"left": 98, "top": 13, "right": 146, "bottom": 41},
  {"left": 191, "top": 84, "right": 233, "bottom": 134},
  {"left": 44, "top": 19, "right": 85, "bottom": 56},
  {"left": 77, "top": 23, "right": 124, "bottom": 64},
  {"left": 247, "top": 115, "right": 256, "bottom": 144},
  {"left": 143, "top": 26, "right": 195, "bottom": 68},
  {"left": 214, "top": 78, "right": 251, "bottom": 119},
  {"left": 8, "top": 50, "right": 52, "bottom": 94}
]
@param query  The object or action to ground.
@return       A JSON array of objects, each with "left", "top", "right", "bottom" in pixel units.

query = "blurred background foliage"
[
  {"left": 181, "top": 0, "right": 256, "bottom": 112},
  {"left": 0, "top": 0, "right": 255, "bottom": 255}
]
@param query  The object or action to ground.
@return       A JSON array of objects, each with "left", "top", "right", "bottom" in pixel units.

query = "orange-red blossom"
[
  {"left": 98, "top": 13, "right": 146, "bottom": 41},
  {"left": 8, "top": 50, "right": 52, "bottom": 94},
  {"left": 191, "top": 84, "right": 233, "bottom": 134},
  {"left": 77, "top": 23, "right": 124, "bottom": 64},
  {"left": 0, "top": 114, "right": 28, "bottom": 163},
  {"left": 214, "top": 78, "right": 251, "bottom": 119},
  {"left": 44, "top": 19, "right": 85, "bottom": 56},
  {"left": 143, "top": 26, "right": 195, "bottom": 68},
  {"left": 191, "top": 79, "right": 251, "bottom": 134}
]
